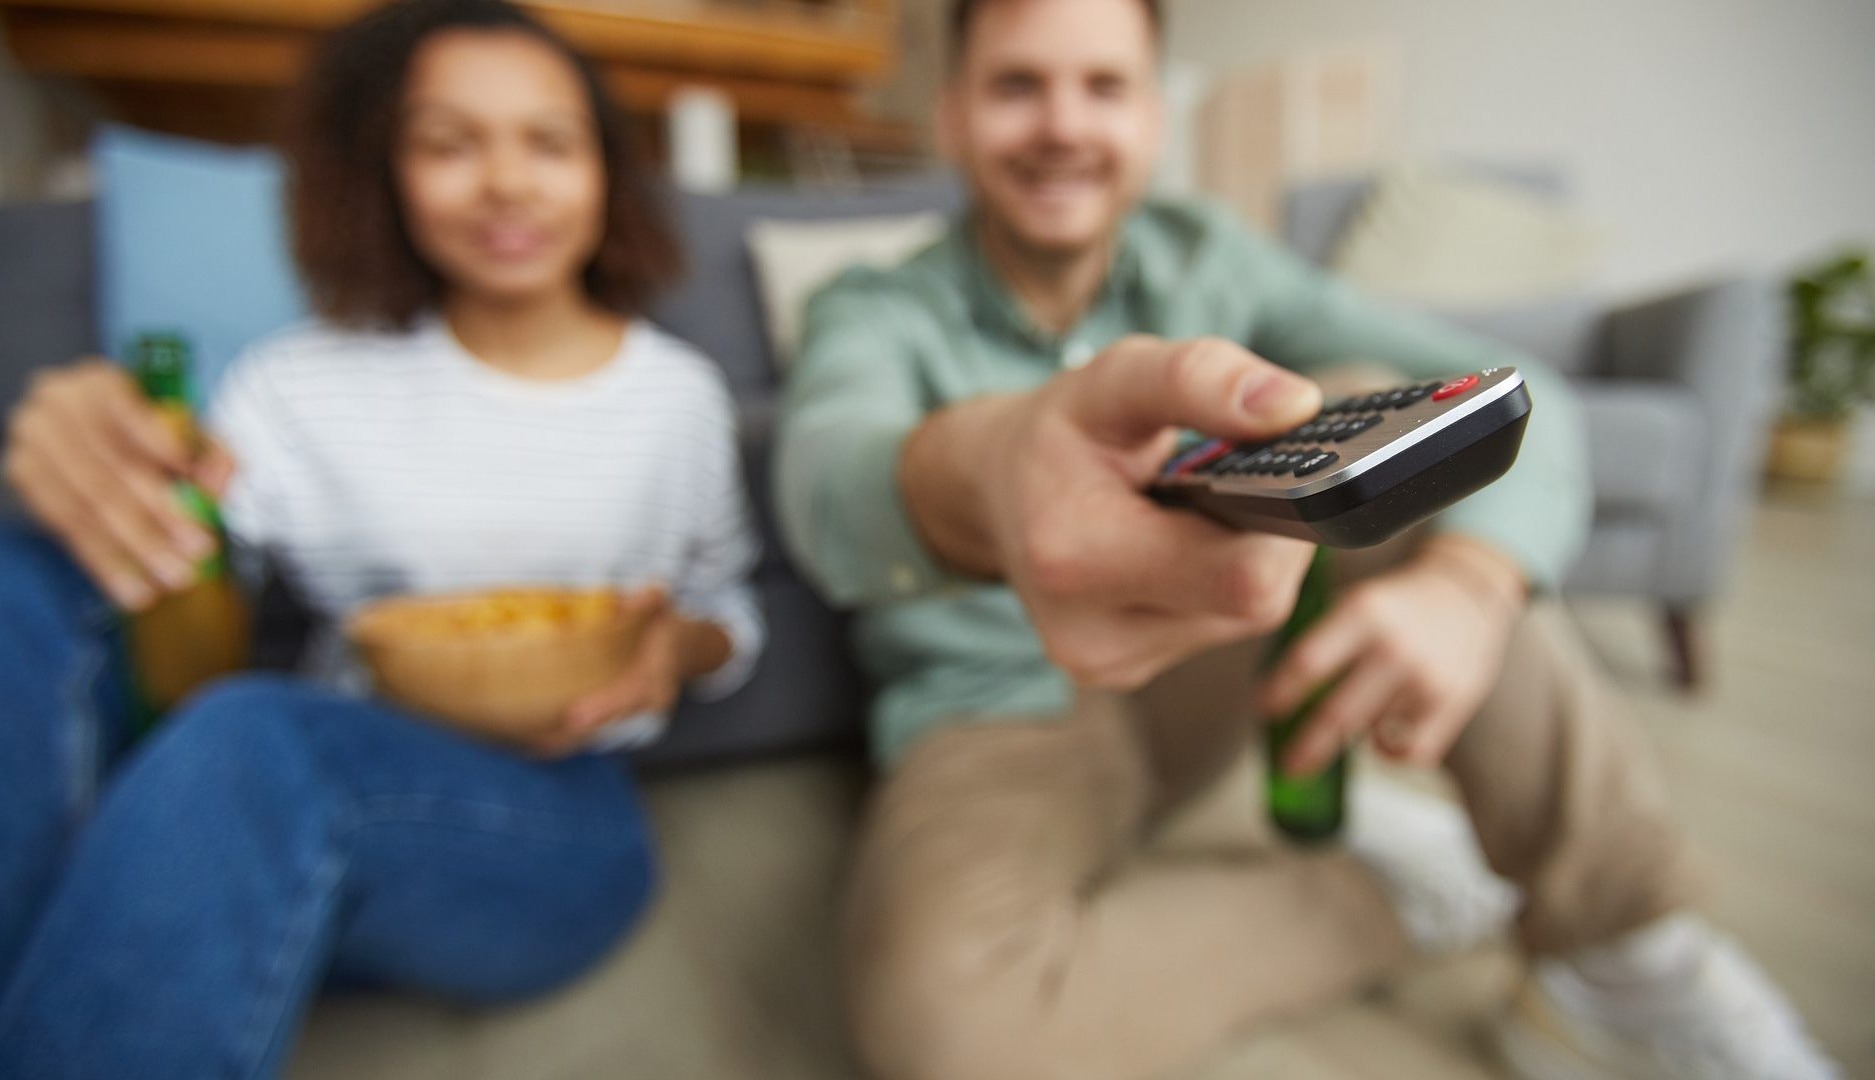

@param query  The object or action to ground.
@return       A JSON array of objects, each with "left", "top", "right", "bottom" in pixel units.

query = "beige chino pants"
[{"left": 842, "top": 559, "right": 1699, "bottom": 1080}]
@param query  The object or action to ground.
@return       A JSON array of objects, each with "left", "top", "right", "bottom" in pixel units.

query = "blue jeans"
[{"left": 0, "top": 527, "right": 659, "bottom": 1079}]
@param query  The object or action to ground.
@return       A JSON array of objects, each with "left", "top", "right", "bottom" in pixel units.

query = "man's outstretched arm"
[{"left": 778, "top": 290, "right": 1325, "bottom": 691}]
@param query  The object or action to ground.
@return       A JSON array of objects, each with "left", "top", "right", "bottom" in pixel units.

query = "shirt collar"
[{"left": 956, "top": 210, "right": 1145, "bottom": 350}]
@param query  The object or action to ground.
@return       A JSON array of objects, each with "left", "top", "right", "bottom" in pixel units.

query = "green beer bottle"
[
  {"left": 1262, "top": 546, "right": 1347, "bottom": 843},
  {"left": 125, "top": 332, "right": 250, "bottom": 731}
]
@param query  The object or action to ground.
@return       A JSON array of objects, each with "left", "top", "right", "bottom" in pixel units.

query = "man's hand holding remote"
[{"left": 898, "top": 335, "right": 1322, "bottom": 691}]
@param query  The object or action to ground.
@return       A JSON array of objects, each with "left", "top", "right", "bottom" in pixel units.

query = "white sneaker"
[
  {"left": 1497, "top": 915, "right": 1840, "bottom": 1079},
  {"left": 1345, "top": 772, "right": 1521, "bottom": 955}
]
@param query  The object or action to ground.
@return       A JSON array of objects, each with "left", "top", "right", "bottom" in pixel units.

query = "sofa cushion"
[
  {"left": 1327, "top": 166, "right": 1604, "bottom": 308},
  {"left": 1437, "top": 296, "right": 1607, "bottom": 378},
  {"left": 0, "top": 199, "right": 97, "bottom": 521},
  {"left": 93, "top": 125, "right": 307, "bottom": 403},
  {"left": 1284, "top": 165, "right": 1569, "bottom": 269},
  {"left": 651, "top": 178, "right": 961, "bottom": 401},
  {"left": 1575, "top": 381, "right": 1706, "bottom": 516},
  {"left": 745, "top": 211, "right": 948, "bottom": 372}
]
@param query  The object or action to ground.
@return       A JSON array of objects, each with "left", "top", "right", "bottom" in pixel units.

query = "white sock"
[
  {"left": 1346, "top": 773, "right": 1521, "bottom": 955},
  {"left": 1566, "top": 912, "right": 1709, "bottom": 990},
  {"left": 1546, "top": 913, "right": 1718, "bottom": 1040}
]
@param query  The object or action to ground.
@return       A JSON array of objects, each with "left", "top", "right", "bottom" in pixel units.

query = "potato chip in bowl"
[{"left": 347, "top": 586, "right": 659, "bottom": 743}]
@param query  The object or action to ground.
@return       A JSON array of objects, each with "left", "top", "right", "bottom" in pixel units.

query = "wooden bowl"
[{"left": 346, "top": 586, "right": 656, "bottom": 742}]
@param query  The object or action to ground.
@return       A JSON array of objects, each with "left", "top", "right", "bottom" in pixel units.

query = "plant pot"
[{"left": 1766, "top": 414, "right": 1854, "bottom": 483}]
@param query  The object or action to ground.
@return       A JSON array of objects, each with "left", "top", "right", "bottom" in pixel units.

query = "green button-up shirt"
[{"left": 775, "top": 198, "right": 1591, "bottom": 765}]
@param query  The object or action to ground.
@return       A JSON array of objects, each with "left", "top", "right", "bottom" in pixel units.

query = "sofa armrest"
[
  {"left": 1599, "top": 276, "right": 1782, "bottom": 603},
  {"left": 1603, "top": 276, "right": 1782, "bottom": 411}
]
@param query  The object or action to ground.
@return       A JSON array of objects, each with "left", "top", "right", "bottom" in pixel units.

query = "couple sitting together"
[{"left": 0, "top": 0, "right": 1835, "bottom": 1077}]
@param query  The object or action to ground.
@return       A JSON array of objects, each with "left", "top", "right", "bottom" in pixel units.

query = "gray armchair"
[{"left": 1284, "top": 171, "right": 1782, "bottom": 687}]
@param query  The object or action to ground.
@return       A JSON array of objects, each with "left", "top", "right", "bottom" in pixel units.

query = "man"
[{"left": 774, "top": 1, "right": 1836, "bottom": 1077}]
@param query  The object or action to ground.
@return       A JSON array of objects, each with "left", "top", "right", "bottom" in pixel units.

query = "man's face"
[{"left": 942, "top": 0, "right": 1163, "bottom": 260}]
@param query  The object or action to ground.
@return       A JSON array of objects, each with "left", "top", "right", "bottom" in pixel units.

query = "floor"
[{"left": 289, "top": 490, "right": 1875, "bottom": 1079}]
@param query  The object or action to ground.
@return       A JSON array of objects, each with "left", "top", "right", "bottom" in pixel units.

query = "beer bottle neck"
[
  {"left": 137, "top": 366, "right": 188, "bottom": 404},
  {"left": 131, "top": 333, "right": 193, "bottom": 405},
  {"left": 1275, "top": 547, "right": 1335, "bottom": 649}
]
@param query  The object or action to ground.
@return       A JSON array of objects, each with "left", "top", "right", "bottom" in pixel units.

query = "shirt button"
[
  {"left": 1062, "top": 341, "right": 1096, "bottom": 369},
  {"left": 889, "top": 563, "right": 920, "bottom": 594}
]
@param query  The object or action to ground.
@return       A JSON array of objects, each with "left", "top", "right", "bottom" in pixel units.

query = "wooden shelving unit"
[{"left": 0, "top": 0, "right": 905, "bottom": 148}]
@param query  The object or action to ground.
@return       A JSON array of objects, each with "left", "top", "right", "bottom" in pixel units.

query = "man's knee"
[{"left": 846, "top": 889, "right": 1061, "bottom": 1080}]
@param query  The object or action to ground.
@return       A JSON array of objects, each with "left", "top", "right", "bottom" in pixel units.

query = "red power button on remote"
[{"left": 1432, "top": 374, "right": 1479, "bottom": 401}]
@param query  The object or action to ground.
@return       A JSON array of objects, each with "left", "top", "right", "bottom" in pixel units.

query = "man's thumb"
[{"left": 1065, "top": 336, "right": 1320, "bottom": 445}]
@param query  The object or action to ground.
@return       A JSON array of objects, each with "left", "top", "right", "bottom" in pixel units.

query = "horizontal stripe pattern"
[{"left": 207, "top": 316, "right": 764, "bottom": 728}]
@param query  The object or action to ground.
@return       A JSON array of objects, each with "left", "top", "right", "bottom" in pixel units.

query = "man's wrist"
[{"left": 1417, "top": 533, "right": 1528, "bottom": 617}]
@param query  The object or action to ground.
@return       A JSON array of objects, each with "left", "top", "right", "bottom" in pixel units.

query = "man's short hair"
[{"left": 947, "top": 0, "right": 1164, "bottom": 67}]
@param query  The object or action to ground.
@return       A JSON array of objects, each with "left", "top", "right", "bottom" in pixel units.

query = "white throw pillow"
[
  {"left": 746, "top": 213, "right": 948, "bottom": 371},
  {"left": 1328, "top": 167, "right": 1604, "bottom": 307}
]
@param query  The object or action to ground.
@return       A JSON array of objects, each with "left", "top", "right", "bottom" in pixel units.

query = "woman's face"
[{"left": 395, "top": 29, "right": 607, "bottom": 307}]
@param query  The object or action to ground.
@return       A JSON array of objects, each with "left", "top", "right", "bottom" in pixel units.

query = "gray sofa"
[
  {"left": 0, "top": 180, "right": 965, "bottom": 770},
  {"left": 1285, "top": 171, "right": 1783, "bottom": 686}
]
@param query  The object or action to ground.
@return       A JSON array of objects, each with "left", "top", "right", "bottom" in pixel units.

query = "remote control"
[{"left": 1151, "top": 368, "right": 1531, "bottom": 548}]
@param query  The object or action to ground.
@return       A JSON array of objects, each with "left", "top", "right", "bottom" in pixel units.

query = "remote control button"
[
  {"left": 1432, "top": 374, "right": 1479, "bottom": 401},
  {"left": 1355, "top": 392, "right": 1386, "bottom": 411},
  {"left": 1205, "top": 449, "right": 1254, "bottom": 474},
  {"left": 1325, "top": 420, "right": 1354, "bottom": 441},
  {"left": 1233, "top": 447, "right": 1278, "bottom": 473},
  {"left": 1264, "top": 452, "right": 1301, "bottom": 476},
  {"left": 1385, "top": 388, "right": 1414, "bottom": 409},
  {"left": 1167, "top": 439, "right": 1231, "bottom": 475},
  {"left": 1243, "top": 448, "right": 1280, "bottom": 473},
  {"left": 1322, "top": 397, "right": 1357, "bottom": 415},
  {"left": 1294, "top": 450, "right": 1339, "bottom": 476}
]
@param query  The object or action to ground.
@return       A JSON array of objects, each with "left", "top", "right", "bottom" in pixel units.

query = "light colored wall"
[{"left": 1168, "top": 0, "right": 1875, "bottom": 299}]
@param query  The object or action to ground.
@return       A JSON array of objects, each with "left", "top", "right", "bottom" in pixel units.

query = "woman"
[{"left": 0, "top": 1, "right": 761, "bottom": 1076}]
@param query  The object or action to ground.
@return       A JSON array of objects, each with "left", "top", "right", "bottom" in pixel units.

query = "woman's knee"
[
  {"left": 414, "top": 832, "right": 661, "bottom": 1006},
  {"left": 161, "top": 672, "right": 313, "bottom": 750},
  {"left": 131, "top": 673, "right": 337, "bottom": 810}
]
